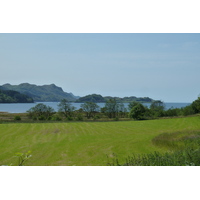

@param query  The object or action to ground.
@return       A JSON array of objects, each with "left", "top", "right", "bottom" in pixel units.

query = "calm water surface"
[{"left": 0, "top": 102, "right": 191, "bottom": 113}]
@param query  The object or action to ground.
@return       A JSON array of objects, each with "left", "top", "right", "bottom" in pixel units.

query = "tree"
[
  {"left": 104, "top": 99, "right": 119, "bottom": 118},
  {"left": 58, "top": 99, "right": 76, "bottom": 118},
  {"left": 191, "top": 97, "right": 200, "bottom": 114},
  {"left": 118, "top": 103, "right": 127, "bottom": 118},
  {"left": 128, "top": 101, "right": 141, "bottom": 111},
  {"left": 27, "top": 103, "right": 55, "bottom": 120},
  {"left": 150, "top": 100, "right": 165, "bottom": 117},
  {"left": 150, "top": 100, "right": 165, "bottom": 111},
  {"left": 81, "top": 102, "right": 100, "bottom": 119},
  {"left": 182, "top": 105, "right": 195, "bottom": 116},
  {"left": 129, "top": 103, "right": 146, "bottom": 120}
]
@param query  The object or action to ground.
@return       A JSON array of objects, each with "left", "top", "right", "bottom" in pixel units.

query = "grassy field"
[{"left": 1, "top": 116, "right": 200, "bottom": 166}]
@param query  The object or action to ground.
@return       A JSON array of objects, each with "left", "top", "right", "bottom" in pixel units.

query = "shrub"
[
  {"left": 182, "top": 105, "right": 195, "bottom": 116},
  {"left": 129, "top": 103, "right": 147, "bottom": 120},
  {"left": 38, "top": 115, "right": 45, "bottom": 120},
  {"left": 93, "top": 115, "right": 101, "bottom": 121},
  {"left": 76, "top": 114, "right": 83, "bottom": 121},
  {"left": 114, "top": 117, "right": 119, "bottom": 121},
  {"left": 51, "top": 114, "right": 62, "bottom": 121},
  {"left": 67, "top": 116, "right": 73, "bottom": 121},
  {"left": 14, "top": 115, "right": 21, "bottom": 121}
]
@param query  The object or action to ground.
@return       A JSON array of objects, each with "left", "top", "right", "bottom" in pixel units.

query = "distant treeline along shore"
[{"left": 0, "top": 83, "right": 154, "bottom": 103}]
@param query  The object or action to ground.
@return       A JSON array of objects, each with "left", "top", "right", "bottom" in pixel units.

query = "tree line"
[{"left": 26, "top": 97, "right": 200, "bottom": 121}]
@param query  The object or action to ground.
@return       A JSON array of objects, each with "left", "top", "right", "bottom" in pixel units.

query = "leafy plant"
[{"left": 15, "top": 151, "right": 32, "bottom": 166}]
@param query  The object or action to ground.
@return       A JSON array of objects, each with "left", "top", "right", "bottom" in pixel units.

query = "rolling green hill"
[{"left": 1, "top": 83, "right": 79, "bottom": 102}]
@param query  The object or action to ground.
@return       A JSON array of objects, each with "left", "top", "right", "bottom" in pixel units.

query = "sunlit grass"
[{"left": 1, "top": 116, "right": 200, "bottom": 166}]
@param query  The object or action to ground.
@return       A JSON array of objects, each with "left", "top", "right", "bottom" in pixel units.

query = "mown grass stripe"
[{"left": 1, "top": 116, "right": 200, "bottom": 165}]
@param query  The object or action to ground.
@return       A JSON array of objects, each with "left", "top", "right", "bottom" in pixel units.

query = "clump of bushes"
[
  {"left": 51, "top": 114, "right": 62, "bottom": 121},
  {"left": 76, "top": 114, "right": 83, "bottom": 121},
  {"left": 27, "top": 103, "right": 55, "bottom": 121},
  {"left": 67, "top": 116, "right": 73, "bottom": 121},
  {"left": 14, "top": 115, "right": 21, "bottom": 121}
]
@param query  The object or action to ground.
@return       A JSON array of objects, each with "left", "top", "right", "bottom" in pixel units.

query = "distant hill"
[
  {"left": 75, "top": 94, "right": 154, "bottom": 103},
  {"left": 76, "top": 94, "right": 106, "bottom": 103},
  {"left": 1, "top": 83, "right": 79, "bottom": 102},
  {"left": 104, "top": 96, "right": 154, "bottom": 103},
  {"left": 0, "top": 88, "right": 34, "bottom": 103}
]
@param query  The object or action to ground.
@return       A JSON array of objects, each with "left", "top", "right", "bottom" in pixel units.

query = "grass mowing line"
[{"left": 1, "top": 116, "right": 200, "bottom": 166}]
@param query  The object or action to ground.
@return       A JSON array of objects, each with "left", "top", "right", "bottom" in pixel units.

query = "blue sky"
[{"left": 0, "top": 33, "right": 200, "bottom": 102}]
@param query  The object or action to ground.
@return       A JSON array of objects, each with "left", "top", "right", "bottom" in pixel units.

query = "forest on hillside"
[{"left": 0, "top": 89, "right": 34, "bottom": 103}]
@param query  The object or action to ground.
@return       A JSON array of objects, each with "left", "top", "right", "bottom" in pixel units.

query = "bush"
[
  {"left": 182, "top": 105, "right": 195, "bottom": 116},
  {"left": 14, "top": 115, "right": 21, "bottom": 121},
  {"left": 93, "top": 115, "right": 101, "bottom": 121},
  {"left": 51, "top": 114, "right": 62, "bottom": 121},
  {"left": 67, "top": 116, "right": 73, "bottom": 121},
  {"left": 129, "top": 103, "right": 147, "bottom": 120},
  {"left": 76, "top": 114, "right": 83, "bottom": 121},
  {"left": 114, "top": 117, "right": 119, "bottom": 121},
  {"left": 38, "top": 115, "right": 45, "bottom": 120}
]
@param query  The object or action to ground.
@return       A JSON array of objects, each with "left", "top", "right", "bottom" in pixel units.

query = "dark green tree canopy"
[
  {"left": 128, "top": 101, "right": 141, "bottom": 111},
  {"left": 191, "top": 97, "right": 200, "bottom": 113},
  {"left": 104, "top": 99, "right": 119, "bottom": 118},
  {"left": 58, "top": 99, "right": 75, "bottom": 117},
  {"left": 81, "top": 102, "right": 100, "bottom": 119},
  {"left": 150, "top": 100, "right": 165, "bottom": 111},
  {"left": 27, "top": 103, "right": 55, "bottom": 120},
  {"left": 129, "top": 103, "right": 147, "bottom": 120}
]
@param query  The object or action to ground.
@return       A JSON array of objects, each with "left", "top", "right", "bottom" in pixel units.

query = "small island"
[{"left": 75, "top": 94, "right": 154, "bottom": 103}]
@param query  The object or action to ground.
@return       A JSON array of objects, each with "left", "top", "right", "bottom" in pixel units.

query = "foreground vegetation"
[
  {"left": 1, "top": 116, "right": 200, "bottom": 166},
  {"left": 109, "top": 130, "right": 200, "bottom": 166}
]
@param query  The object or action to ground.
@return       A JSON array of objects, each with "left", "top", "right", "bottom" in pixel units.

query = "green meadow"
[{"left": 1, "top": 116, "right": 200, "bottom": 166}]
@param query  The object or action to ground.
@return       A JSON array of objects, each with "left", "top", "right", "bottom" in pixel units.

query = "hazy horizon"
[{"left": 1, "top": 33, "right": 200, "bottom": 103}]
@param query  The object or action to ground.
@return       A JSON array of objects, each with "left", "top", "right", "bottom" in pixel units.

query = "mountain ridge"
[
  {"left": 1, "top": 83, "right": 79, "bottom": 102},
  {"left": 0, "top": 88, "right": 34, "bottom": 103},
  {"left": 1, "top": 83, "right": 155, "bottom": 103}
]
